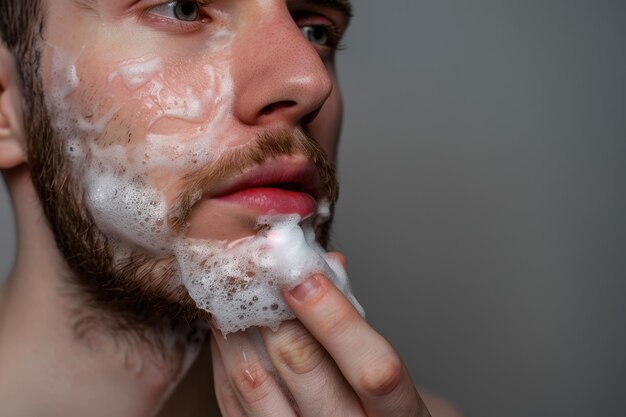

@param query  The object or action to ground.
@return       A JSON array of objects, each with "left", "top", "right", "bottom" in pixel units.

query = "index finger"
[{"left": 284, "top": 274, "right": 431, "bottom": 417}]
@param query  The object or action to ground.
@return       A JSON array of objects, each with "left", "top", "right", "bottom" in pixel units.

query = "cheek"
[
  {"left": 69, "top": 55, "right": 230, "bottom": 146},
  {"left": 40, "top": 43, "right": 241, "bottom": 251},
  {"left": 310, "top": 80, "right": 343, "bottom": 160},
  {"left": 44, "top": 43, "right": 239, "bottom": 177},
  {"left": 40, "top": 6, "right": 239, "bottom": 171}
]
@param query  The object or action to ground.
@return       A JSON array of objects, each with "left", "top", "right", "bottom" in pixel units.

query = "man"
[{"left": 0, "top": 1, "right": 460, "bottom": 416}]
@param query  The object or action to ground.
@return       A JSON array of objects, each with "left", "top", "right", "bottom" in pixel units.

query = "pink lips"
[
  {"left": 207, "top": 156, "right": 322, "bottom": 218},
  {"left": 214, "top": 187, "right": 317, "bottom": 218}
]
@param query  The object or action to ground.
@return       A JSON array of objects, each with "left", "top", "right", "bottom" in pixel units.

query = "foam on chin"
[{"left": 175, "top": 207, "right": 364, "bottom": 335}]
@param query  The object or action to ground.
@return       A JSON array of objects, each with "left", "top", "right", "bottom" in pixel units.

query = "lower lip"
[{"left": 213, "top": 187, "right": 317, "bottom": 218}]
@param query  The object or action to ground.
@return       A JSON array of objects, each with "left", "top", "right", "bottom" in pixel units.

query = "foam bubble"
[
  {"left": 86, "top": 168, "right": 172, "bottom": 257},
  {"left": 175, "top": 212, "right": 364, "bottom": 334}
]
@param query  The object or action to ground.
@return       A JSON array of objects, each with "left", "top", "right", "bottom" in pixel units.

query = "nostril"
[
  {"left": 260, "top": 100, "right": 297, "bottom": 115},
  {"left": 301, "top": 108, "right": 321, "bottom": 125}
]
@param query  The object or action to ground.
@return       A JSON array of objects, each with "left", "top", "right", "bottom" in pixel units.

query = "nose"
[{"left": 232, "top": 5, "right": 333, "bottom": 127}]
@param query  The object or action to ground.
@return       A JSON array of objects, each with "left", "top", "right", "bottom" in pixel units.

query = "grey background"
[{"left": 1, "top": 1, "right": 625, "bottom": 416}]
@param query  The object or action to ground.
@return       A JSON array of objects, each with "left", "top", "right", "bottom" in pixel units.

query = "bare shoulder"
[{"left": 418, "top": 388, "right": 464, "bottom": 417}]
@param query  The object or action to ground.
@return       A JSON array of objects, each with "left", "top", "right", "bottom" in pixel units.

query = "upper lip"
[{"left": 207, "top": 155, "right": 324, "bottom": 201}]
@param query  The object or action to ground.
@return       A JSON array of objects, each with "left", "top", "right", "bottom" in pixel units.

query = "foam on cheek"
[
  {"left": 175, "top": 206, "right": 365, "bottom": 334},
  {"left": 142, "top": 64, "right": 236, "bottom": 172},
  {"left": 45, "top": 50, "right": 173, "bottom": 254},
  {"left": 45, "top": 45, "right": 236, "bottom": 258},
  {"left": 48, "top": 46, "right": 81, "bottom": 104},
  {"left": 86, "top": 161, "right": 172, "bottom": 256},
  {"left": 108, "top": 57, "right": 164, "bottom": 91}
]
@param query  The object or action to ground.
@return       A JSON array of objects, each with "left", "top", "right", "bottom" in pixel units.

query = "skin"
[{"left": 0, "top": 0, "right": 462, "bottom": 416}]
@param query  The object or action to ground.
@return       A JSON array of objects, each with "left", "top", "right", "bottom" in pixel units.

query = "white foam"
[
  {"left": 109, "top": 57, "right": 164, "bottom": 91},
  {"left": 175, "top": 212, "right": 364, "bottom": 335},
  {"left": 86, "top": 167, "right": 172, "bottom": 257}
]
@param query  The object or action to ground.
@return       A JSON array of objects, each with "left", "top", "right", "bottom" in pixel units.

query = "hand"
[{"left": 210, "top": 253, "right": 431, "bottom": 417}]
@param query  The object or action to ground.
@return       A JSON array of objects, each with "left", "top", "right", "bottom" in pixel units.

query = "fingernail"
[{"left": 290, "top": 275, "right": 322, "bottom": 302}]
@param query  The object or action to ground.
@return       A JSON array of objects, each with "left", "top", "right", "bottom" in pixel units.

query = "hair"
[{"left": 0, "top": 1, "right": 44, "bottom": 105}]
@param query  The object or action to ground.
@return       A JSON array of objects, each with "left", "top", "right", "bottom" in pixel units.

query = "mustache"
[{"left": 168, "top": 128, "right": 339, "bottom": 233}]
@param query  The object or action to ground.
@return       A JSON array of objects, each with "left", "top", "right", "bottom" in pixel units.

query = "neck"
[{"left": 0, "top": 168, "right": 218, "bottom": 417}]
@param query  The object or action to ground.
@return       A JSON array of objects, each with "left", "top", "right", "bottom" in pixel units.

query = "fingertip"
[
  {"left": 327, "top": 251, "right": 347, "bottom": 269},
  {"left": 287, "top": 275, "right": 325, "bottom": 304}
]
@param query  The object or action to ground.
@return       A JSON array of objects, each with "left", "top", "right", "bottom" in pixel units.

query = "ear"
[{"left": 0, "top": 42, "right": 27, "bottom": 169}]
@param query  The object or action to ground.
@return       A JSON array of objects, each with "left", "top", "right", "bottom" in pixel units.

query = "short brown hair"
[{"left": 0, "top": 1, "right": 44, "bottom": 99}]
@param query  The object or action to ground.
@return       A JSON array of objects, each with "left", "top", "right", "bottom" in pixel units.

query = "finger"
[
  {"left": 211, "top": 327, "right": 298, "bottom": 417},
  {"left": 326, "top": 251, "right": 347, "bottom": 269},
  {"left": 259, "top": 320, "right": 364, "bottom": 417},
  {"left": 285, "top": 275, "right": 430, "bottom": 417},
  {"left": 211, "top": 334, "right": 247, "bottom": 417}
]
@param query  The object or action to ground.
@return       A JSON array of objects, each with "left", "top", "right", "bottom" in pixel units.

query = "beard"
[{"left": 24, "top": 70, "right": 339, "bottom": 337}]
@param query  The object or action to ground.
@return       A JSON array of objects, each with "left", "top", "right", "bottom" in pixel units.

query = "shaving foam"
[
  {"left": 176, "top": 210, "right": 364, "bottom": 334},
  {"left": 108, "top": 57, "right": 164, "bottom": 91}
]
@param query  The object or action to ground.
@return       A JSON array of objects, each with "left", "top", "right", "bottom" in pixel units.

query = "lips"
[{"left": 209, "top": 155, "right": 323, "bottom": 218}]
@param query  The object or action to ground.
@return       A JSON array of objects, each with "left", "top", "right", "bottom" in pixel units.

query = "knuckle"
[
  {"left": 358, "top": 355, "right": 404, "bottom": 397},
  {"left": 276, "top": 330, "right": 326, "bottom": 375},
  {"left": 318, "top": 302, "right": 357, "bottom": 340},
  {"left": 230, "top": 360, "right": 274, "bottom": 406}
]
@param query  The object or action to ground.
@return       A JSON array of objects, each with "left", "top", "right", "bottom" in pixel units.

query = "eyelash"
[
  {"left": 330, "top": 25, "right": 347, "bottom": 51},
  {"left": 141, "top": 1, "right": 210, "bottom": 34},
  {"left": 295, "top": 13, "right": 346, "bottom": 52},
  {"left": 310, "top": 23, "right": 344, "bottom": 50}
]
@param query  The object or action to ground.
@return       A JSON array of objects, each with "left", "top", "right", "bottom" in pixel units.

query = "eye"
[
  {"left": 150, "top": 1, "right": 201, "bottom": 22},
  {"left": 301, "top": 25, "right": 335, "bottom": 48}
]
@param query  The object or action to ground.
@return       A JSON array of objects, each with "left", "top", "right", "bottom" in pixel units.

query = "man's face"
[{"left": 31, "top": 0, "right": 351, "bottom": 328}]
